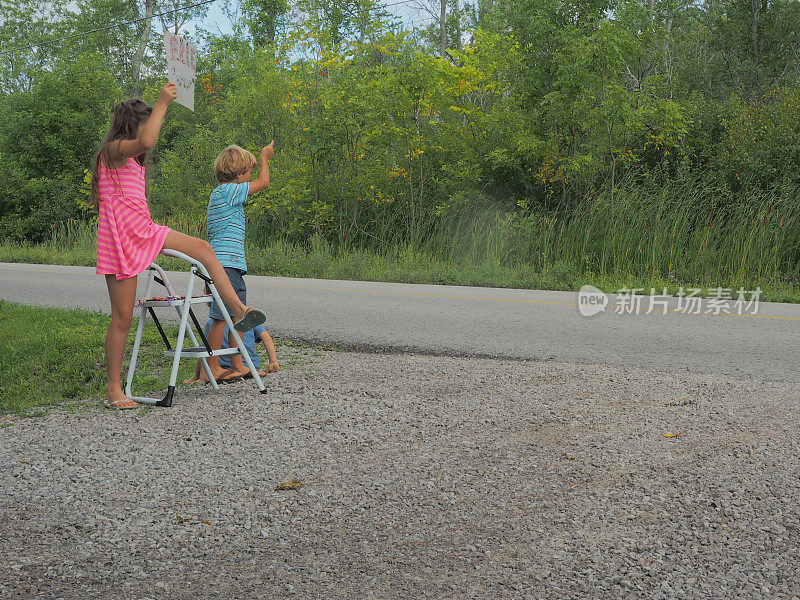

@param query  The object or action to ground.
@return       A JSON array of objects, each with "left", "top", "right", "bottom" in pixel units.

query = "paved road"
[{"left": 1, "top": 262, "right": 798, "bottom": 382}]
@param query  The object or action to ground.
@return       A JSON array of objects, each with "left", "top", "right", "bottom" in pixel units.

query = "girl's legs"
[
  {"left": 161, "top": 230, "right": 248, "bottom": 319},
  {"left": 105, "top": 274, "right": 139, "bottom": 408}
]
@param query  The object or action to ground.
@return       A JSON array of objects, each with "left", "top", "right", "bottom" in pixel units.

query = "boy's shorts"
[{"left": 207, "top": 266, "right": 246, "bottom": 322}]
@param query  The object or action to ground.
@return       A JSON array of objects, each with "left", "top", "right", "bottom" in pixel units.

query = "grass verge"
[
  {"left": 0, "top": 301, "right": 325, "bottom": 418},
  {"left": 0, "top": 301, "right": 194, "bottom": 416},
  {"left": 2, "top": 238, "right": 800, "bottom": 304}
]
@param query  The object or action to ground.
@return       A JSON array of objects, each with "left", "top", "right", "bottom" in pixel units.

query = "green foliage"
[
  {"left": 3, "top": 0, "right": 800, "bottom": 288},
  {"left": 0, "top": 56, "right": 121, "bottom": 241},
  {"left": 244, "top": 0, "right": 291, "bottom": 46},
  {"left": 0, "top": 300, "right": 109, "bottom": 415}
]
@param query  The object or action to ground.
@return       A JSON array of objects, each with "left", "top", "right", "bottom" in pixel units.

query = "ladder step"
[
  {"left": 164, "top": 346, "right": 242, "bottom": 358},
  {"left": 142, "top": 295, "right": 214, "bottom": 307}
]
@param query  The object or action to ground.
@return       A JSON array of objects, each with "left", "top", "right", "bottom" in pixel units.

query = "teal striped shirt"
[{"left": 207, "top": 182, "right": 250, "bottom": 273}]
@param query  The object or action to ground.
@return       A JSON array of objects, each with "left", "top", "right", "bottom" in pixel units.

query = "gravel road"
[{"left": 2, "top": 347, "right": 799, "bottom": 599}]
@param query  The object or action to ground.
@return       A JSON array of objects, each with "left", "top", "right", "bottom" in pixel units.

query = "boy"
[{"left": 193, "top": 142, "right": 277, "bottom": 383}]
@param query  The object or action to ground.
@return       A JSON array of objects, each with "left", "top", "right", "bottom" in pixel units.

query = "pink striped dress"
[{"left": 96, "top": 157, "right": 171, "bottom": 280}]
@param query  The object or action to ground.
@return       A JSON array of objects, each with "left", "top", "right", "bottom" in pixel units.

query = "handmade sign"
[{"left": 163, "top": 31, "right": 196, "bottom": 111}]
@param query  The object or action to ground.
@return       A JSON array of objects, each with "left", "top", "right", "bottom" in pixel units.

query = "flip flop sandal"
[
  {"left": 216, "top": 369, "right": 243, "bottom": 384},
  {"left": 104, "top": 396, "right": 138, "bottom": 410},
  {"left": 234, "top": 307, "right": 267, "bottom": 332},
  {"left": 241, "top": 369, "right": 268, "bottom": 380}
]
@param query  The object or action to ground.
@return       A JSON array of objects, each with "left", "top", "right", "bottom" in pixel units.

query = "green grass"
[
  {"left": 4, "top": 179, "right": 800, "bottom": 304},
  {"left": 0, "top": 300, "right": 197, "bottom": 416},
  {"left": 0, "top": 301, "right": 323, "bottom": 417},
  {"left": 4, "top": 233, "right": 800, "bottom": 303}
]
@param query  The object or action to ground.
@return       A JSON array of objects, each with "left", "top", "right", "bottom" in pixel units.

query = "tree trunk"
[
  {"left": 751, "top": 0, "right": 760, "bottom": 67},
  {"left": 440, "top": 0, "right": 446, "bottom": 58},
  {"left": 130, "top": 0, "right": 155, "bottom": 97},
  {"left": 455, "top": 0, "right": 461, "bottom": 50},
  {"left": 267, "top": 5, "right": 277, "bottom": 44},
  {"left": 608, "top": 121, "right": 615, "bottom": 204},
  {"left": 664, "top": 15, "right": 673, "bottom": 98}
]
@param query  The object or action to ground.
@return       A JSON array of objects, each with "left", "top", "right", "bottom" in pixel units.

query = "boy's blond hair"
[{"left": 214, "top": 145, "right": 257, "bottom": 183}]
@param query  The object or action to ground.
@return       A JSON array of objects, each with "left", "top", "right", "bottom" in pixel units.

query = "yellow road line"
[
  {"left": 3, "top": 264, "right": 799, "bottom": 321},
  {"left": 249, "top": 280, "right": 577, "bottom": 307},
  {"left": 248, "top": 282, "right": 800, "bottom": 321}
]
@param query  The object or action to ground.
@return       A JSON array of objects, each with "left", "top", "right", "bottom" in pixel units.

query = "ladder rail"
[
  {"left": 146, "top": 261, "right": 176, "bottom": 295},
  {"left": 127, "top": 265, "right": 220, "bottom": 405},
  {"left": 160, "top": 249, "right": 211, "bottom": 280}
]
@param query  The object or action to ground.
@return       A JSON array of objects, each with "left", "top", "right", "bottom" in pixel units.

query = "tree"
[
  {"left": 0, "top": 0, "right": 71, "bottom": 93},
  {"left": 131, "top": 0, "right": 155, "bottom": 96},
  {"left": 410, "top": 0, "right": 465, "bottom": 56},
  {"left": 0, "top": 57, "right": 121, "bottom": 241},
  {"left": 243, "top": 0, "right": 290, "bottom": 46}
]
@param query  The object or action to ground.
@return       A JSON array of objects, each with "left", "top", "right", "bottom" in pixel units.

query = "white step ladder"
[{"left": 125, "top": 249, "right": 266, "bottom": 407}]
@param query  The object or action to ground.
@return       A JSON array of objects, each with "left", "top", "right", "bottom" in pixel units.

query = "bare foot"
[
  {"left": 215, "top": 369, "right": 243, "bottom": 383},
  {"left": 184, "top": 360, "right": 204, "bottom": 385},
  {"left": 184, "top": 365, "right": 239, "bottom": 385}
]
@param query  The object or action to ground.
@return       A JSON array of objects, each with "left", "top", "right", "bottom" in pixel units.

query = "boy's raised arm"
[{"left": 248, "top": 141, "right": 274, "bottom": 195}]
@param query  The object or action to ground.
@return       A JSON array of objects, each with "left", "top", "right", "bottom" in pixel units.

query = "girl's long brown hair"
[{"left": 90, "top": 99, "right": 154, "bottom": 208}]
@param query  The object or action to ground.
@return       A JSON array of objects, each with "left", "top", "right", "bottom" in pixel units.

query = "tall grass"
[
  {"left": 559, "top": 178, "right": 800, "bottom": 288},
  {"left": 386, "top": 177, "right": 800, "bottom": 295},
  {"left": 3, "top": 180, "right": 800, "bottom": 301}
]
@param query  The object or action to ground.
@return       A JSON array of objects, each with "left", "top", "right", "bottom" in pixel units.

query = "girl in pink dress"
[{"left": 92, "top": 82, "right": 266, "bottom": 409}]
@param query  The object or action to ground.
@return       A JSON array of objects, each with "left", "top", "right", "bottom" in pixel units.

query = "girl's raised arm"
[{"left": 111, "top": 82, "right": 177, "bottom": 162}]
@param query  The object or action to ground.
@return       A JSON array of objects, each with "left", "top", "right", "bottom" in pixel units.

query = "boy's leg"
[
  {"left": 206, "top": 318, "right": 224, "bottom": 371},
  {"left": 218, "top": 323, "right": 231, "bottom": 371},
  {"left": 221, "top": 271, "right": 261, "bottom": 376},
  {"left": 228, "top": 329, "right": 244, "bottom": 373},
  {"left": 183, "top": 358, "right": 204, "bottom": 385},
  {"left": 205, "top": 318, "right": 239, "bottom": 381},
  {"left": 259, "top": 330, "right": 281, "bottom": 373},
  {"left": 207, "top": 272, "right": 247, "bottom": 381},
  {"left": 230, "top": 328, "right": 262, "bottom": 376},
  {"left": 184, "top": 319, "right": 235, "bottom": 383}
]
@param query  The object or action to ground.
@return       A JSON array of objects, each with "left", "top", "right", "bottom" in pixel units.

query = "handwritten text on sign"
[{"left": 163, "top": 32, "right": 196, "bottom": 111}]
